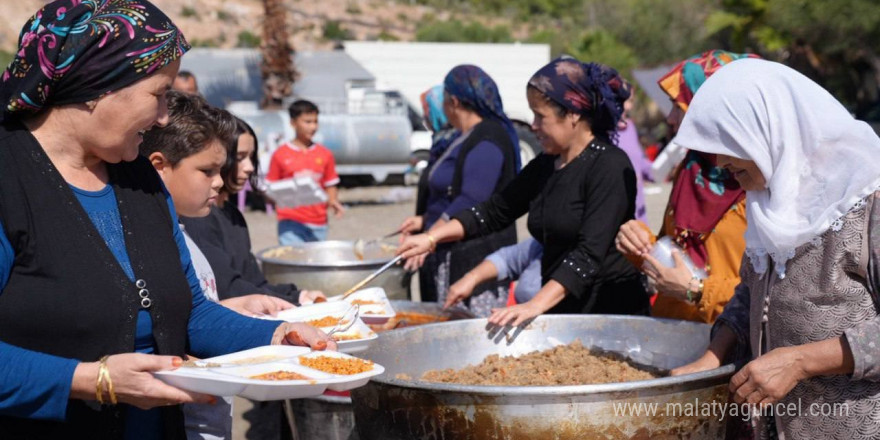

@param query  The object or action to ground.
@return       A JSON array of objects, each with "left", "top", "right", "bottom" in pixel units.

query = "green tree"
[
  {"left": 236, "top": 31, "right": 261, "bottom": 48},
  {"left": 566, "top": 29, "right": 638, "bottom": 78},
  {"left": 703, "top": 0, "right": 787, "bottom": 52},
  {"left": 416, "top": 20, "right": 512, "bottom": 43},
  {"left": 766, "top": 0, "right": 880, "bottom": 117},
  {"left": 324, "top": 21, "right": 354, "bottom": 41},
  {"left": 593, "top": 0, "right": 717, "bottom": 66}
]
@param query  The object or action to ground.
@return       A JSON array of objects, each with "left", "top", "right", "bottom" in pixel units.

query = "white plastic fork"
[{"left": 325, "top": 304, "right": 360, "bottom": 337}]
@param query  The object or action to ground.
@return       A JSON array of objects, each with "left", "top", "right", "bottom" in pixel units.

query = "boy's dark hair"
[
  {"left": 176, "top": 70, "right": 196, "bottom": 80},
  {"left": 199, "top": 105, "right": 239, "bottom": 190},
  {"left": 140, "top": 91, "right": 220, "bottom": 166},
  {"left": 288, "top": 99, "right": 319, "bottom": 120}
]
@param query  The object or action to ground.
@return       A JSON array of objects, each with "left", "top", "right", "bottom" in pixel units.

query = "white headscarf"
[{"left": 672, "top": 58, "right": 880, "bottom": 278}]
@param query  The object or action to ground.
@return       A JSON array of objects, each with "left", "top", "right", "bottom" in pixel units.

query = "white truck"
[{"left": 344, "top": 41, "right": 551, "bottom": 177}]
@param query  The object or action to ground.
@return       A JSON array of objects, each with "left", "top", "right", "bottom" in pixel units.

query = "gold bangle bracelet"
[
  {"left": 97, "top": 355, "right": 117, "bottom": 405},
  {"left": 426, "top": 233, "right": 437, "bottom": 253}
]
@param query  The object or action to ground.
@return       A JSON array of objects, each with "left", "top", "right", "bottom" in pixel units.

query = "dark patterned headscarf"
[
  {"left": 444, "top": 65, "right": 520, "bottom": 170},
  {"left": 1, "top": 0, "right": 190, "bottom": 119},
  {"left": 528, "top": 56, "right": 630, "bottom": 143}
]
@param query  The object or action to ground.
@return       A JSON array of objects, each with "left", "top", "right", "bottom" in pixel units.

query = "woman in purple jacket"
[{"left": 398, "top": 65, "right": 520, "bottom": 317}]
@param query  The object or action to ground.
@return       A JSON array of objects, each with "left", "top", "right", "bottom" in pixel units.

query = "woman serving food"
[
  {"left": 0, "top": 1, "right": 333, "bottom": 438},
  {"left": 398, "top": 57, "right": 649, "bottom": 327}
]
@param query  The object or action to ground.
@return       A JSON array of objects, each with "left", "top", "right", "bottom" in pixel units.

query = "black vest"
[
  {"left": 0, "top": 122, "right": 192, "bottom": 439},
  {"left": 420, "top": 120, "right": 519, "bottom": 302}
]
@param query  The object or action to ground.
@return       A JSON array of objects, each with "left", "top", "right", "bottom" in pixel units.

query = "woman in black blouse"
[{"left": 398, "top": 57, "right": 649, "bottom": 327}]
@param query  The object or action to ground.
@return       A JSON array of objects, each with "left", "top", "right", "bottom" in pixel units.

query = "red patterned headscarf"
[
  {"left": 1, "top": 0, "right": 190, "bottom": 120},
  {"left": 659, "top": 50, "right": 758, "bottom": 268}
]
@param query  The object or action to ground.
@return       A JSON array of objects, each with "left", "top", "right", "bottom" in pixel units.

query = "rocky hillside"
[{"left": 1, "top": 0, "right": 444, "bottom": 53}]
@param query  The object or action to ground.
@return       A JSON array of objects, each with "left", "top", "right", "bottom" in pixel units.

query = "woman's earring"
[{"left": 86, "top": 100, "right": 97, "bottom": 111}]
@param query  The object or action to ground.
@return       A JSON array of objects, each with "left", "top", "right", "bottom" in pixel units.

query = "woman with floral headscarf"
[
  {"left": 398, "top": 66, "right": 520, "bottom": 317},
  {"left": 0, "top": 1, "right": 333, "bottom": 438},
  {"left": 671, "top": 58, "right": 880, "bottom": 439},
  {"left": 616, "top": 50, "right": 758, "bottom": 324},
  {"left": 399, "top": 57, "right": 649, "bottom": 326}
]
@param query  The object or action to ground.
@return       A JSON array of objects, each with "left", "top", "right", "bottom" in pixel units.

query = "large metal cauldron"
[
  {"left": 257, "top": 241, "right": 408, "bottom": 299},
  {"left": 288, "top": 301, "right": 476, "bottom": 440},
  {"left": 351, "top": 315, "right": 735, "bottom": 439}
]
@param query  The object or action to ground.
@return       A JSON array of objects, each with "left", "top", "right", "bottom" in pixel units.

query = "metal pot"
[
  {"left": 370, "top": 300, "right": 476, "bottom": 331},
  {"left": 351, "top": 315, "right": 735, "bottom": 439},
  {"left": 257, "top": 241, "right": 408, "bottom": 299},
  {"left": 287, "top": 301, "right": 476, "bottom": 440}
]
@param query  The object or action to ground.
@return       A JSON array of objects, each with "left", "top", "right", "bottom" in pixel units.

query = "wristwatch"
[{"left": 685, "top": 276, "right": 704, "bottom": 303}]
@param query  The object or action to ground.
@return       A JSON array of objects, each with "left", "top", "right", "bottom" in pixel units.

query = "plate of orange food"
[
  {"left": 154, "top": 346, "right": 384, "bottom": 400},
  {"left": 263, "top": 301, "right": 378, "bottom": 353}
]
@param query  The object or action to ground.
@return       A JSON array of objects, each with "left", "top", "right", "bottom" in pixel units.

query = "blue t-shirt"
[
  {"left": 485, "top": 238, "right": 543, "bottom": 304},
  {"left": 0, "top": 183, "right": 279, "bottom": 434}
]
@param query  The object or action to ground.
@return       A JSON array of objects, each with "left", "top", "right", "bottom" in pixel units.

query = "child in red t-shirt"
[{"left": 267, "top": 100, "right": 345, "bottom": 244}]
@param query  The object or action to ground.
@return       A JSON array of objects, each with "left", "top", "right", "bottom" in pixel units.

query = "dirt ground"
[{"left": 230, "top": 181, "right": 671, "bottom": 439}]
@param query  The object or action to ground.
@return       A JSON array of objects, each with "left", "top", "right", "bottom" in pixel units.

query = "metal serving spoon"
[{"left": 353, "top": 230, "right": 402, "bottom": 260}]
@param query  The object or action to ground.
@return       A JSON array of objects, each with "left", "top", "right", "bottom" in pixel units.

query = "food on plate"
[
  {"left": 350, "top": 299, "right": 381, "bottom": 306},
  {"left": 421, "top": 341, "right": 662, "bottom": 386},
  {"left": 228, "top": 355, "right": 286, "bottom": 365},
  {"left": 182, "top": 354, "right": 287, "bottom": 368},
  {"left": 182, "top": 359, "right": 221, "bottom": 368},
  {"left": 307, "top": 316, "right": 342, "bottom": 327},
  {"left": 369, "top": 311, "right": 450, "bottom": 332},
  {"left": 300, "top": 355, "right": 374, "bottom": 375},
  {"left": 331, "top": 333, "right": 364, "bottom": 341},
  {"left": 250, "top": 370, "right": 312, "bottom": 381}
]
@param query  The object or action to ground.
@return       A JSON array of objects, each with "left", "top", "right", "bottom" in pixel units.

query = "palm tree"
[{"left": 261, "top": 0, "right": 297, "bottom": 109}]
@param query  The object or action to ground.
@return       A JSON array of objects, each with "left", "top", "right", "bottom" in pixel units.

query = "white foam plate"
[
  {"left": 327, "top": 287, "right": 396, "bottom": 325},
  {"left": 154, "top": 346, "right": 383, "bottom": 401},
  {"left": 323, "top": 320, "right": 377, "bottom": 354},
  {"left": 210, "top": 362, "right": 331, "bottom": 400},
  {"left": 262, "top": 302, "right": 377, "bottom": 354},
  {"left": 153, "top": 367, "right": 247, "bottom": 397},
  {"left": 274, "top": 301, "right": 352, "bottom": 321},
  {"left": 197, "top": 345, "right": 311, "bottom": 365}
]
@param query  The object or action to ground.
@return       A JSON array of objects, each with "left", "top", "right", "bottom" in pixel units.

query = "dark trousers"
[{"left": 244, "top": 400, "right": 292, "bottom": 440}]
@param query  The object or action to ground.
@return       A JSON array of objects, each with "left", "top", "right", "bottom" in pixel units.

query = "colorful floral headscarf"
[
  {"left": 1, "top": 0, "right": 190, "bottom": 119},
  {"left": 528, "top": 56, "right": 631, "bottom": 143},
  {"left": 659, "top": 50, "right": 758, "bottom": 268},
  {"left": 420, "top": 85, "right": 448, "bottom": 133},
  {"left": 658, "top": 50, "right": 759, "bottom": 112},
  {"left": 444, "top": 65, "right": 520, "bottom": 170}
]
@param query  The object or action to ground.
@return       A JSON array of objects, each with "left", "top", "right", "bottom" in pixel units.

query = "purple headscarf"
[
  {"left": 1, "top": 0, "right": 190, "bottom": 119},
  {"left": 528, "top": 56, "right": 630, "bottom": 143}
]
